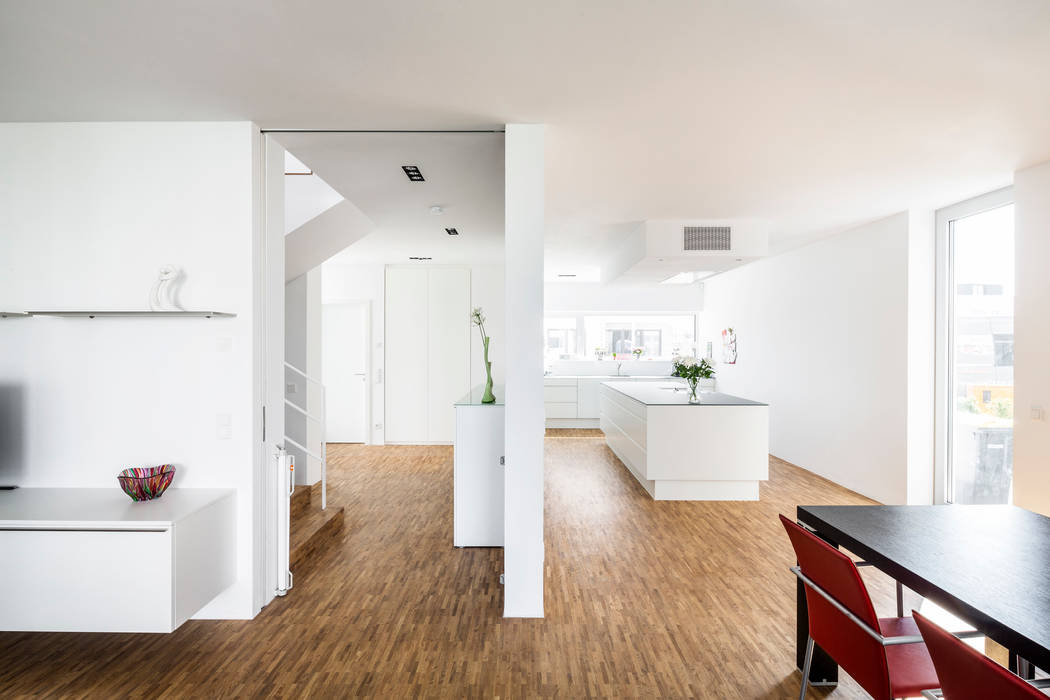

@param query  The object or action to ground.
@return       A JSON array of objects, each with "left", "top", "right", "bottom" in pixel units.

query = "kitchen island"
[{"left": 599, "top": 382, "right": 769, "bottom": 501}]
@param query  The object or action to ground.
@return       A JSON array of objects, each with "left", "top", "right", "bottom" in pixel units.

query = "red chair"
[
  {"left": 913, "top": 610, "right": 1050, "bottom": 699},
  {"left": 780, "top": 514, "right": 940, "bottom": 700}
]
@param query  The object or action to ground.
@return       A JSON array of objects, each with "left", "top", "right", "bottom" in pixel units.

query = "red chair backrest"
[
  {"left": 913, "top": 610, "right": 1045, "bottom": 699},
  {"left": 780, "top": 514, "right": 892, "bottom": 700}
]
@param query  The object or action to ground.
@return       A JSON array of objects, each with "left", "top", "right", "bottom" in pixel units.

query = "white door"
[{"left": 323, "top": 303, "right": 369, "bottom": 443}]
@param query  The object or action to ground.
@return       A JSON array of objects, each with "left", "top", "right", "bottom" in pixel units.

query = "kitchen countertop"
[
  {"left": 602, "top": 381, "right": 765, "bottom": 406},
  {"left": 455, "top": 384, "right": 505, "bottom": 406}
]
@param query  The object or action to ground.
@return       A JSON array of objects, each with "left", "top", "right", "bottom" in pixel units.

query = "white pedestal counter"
[
  {"left": 453, "top": 386, "right": 504, "bottom": 547},
  {"left": 599, "top": 382, "right": 769, "bottom": 501}
]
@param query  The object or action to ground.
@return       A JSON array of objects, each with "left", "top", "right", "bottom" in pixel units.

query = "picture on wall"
[{"left": 721, "top": 328, "right": 737, "bottom": 364}]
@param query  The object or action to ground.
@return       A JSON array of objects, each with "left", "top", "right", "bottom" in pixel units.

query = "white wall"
[
  {"left": 0, "top": 122, "right": 265, "bottom": 618},
  {"left": 545, "top": 281, "right": 703, "bottom": 314},
  {"left": 321, "top": 261, "right": 505, "bottom": 445},
  {"left": 702, "top": 212, "right": 935, "bottom": 505},
  {"left": 1013, "top": 159, "right": 1050, "bottom": 516}
]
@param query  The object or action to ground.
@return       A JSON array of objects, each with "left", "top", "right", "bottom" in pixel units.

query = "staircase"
[{"left": 290, "top": 480, "right": 345, "bottom": 571}]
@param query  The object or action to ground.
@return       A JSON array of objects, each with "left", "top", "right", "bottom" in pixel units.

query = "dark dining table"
[{"left": 795, "top": 504, "right": 1050, "bottom": 685}]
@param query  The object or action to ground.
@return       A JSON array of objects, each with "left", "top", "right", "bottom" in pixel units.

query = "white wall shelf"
[{"left": 1, "top": 310, "right": 236, "bottom": 319}]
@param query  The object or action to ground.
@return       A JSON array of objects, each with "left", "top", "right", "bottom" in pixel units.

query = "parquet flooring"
[{"left": 0, "top": 436, "right": 901, "bottom": 698}]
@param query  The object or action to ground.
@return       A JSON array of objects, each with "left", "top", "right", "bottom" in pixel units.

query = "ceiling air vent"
[
  {"left": 445, "top": 227, "right": 459, "bottom": 236},
  {"left": 683, "top": 226, "right": 731, "bottom": 251}
]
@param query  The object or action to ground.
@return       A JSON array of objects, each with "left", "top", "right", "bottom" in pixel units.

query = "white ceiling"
[
  {"left": 274, "top": 132, "right": 504, "bottom": 264},
  {"left": 4, "top": 0, "right": 1050, "bottom": 269}
]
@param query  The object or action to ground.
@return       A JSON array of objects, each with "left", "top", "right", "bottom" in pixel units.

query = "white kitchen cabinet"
[
  {"left": 576, "top": 378, "right": 606, "bottom": 418},
  {"left": 385, "top": 266, "right": 471, "bottom": 443},
  {"left": 544, "top": 402, "right": 578, "bottom": 419},
  {"left": 545, "top": 375, "right": 686, "bottom": 427},
  {"left": 543, "top": 385, "right": 578, "bottom": 403}
]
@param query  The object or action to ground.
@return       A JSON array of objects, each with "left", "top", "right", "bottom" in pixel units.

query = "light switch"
[{"left": 1032, "top": 405, "right": 1046, "bottom": 421}]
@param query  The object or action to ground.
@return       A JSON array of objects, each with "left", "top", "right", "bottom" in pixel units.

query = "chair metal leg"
[
  {"left": 799, "top": 636, "right": 814, "bottom": 700},
  {"left": 896, "top": 580, "right": 904, "bottom": 618}
]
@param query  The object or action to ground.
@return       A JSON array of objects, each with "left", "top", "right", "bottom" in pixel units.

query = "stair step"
[
  {"left": 290, "top": 496, "right": 345, "bottom": 571},
  {"left": 290, "top": 483, "right": 312, "bottom": 518}
]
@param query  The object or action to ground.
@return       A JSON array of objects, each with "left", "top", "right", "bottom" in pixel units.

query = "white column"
[
  {"left": 1014, "top": 160, "right": 1050, "bottom": 515},
  {"left": 503, "top": 124, "right": 545, "bottom": 618}
]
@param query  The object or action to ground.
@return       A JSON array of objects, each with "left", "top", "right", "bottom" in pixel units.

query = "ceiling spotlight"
[
  {"left": 557, "top": 274, "right": 577, "bottom": 278},
  {"left": 445, "top": 228, "right": 459, "bottom": 236},
  {"left": 402, "top": 165, "right": 425, "bottom": 182},
  {"left": 430, "top": 205, "right": 443, "bottom": 215}
]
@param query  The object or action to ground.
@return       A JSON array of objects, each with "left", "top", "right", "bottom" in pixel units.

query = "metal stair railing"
[{"left": 283, "top": 362, "right": 327, "bottom": 510}]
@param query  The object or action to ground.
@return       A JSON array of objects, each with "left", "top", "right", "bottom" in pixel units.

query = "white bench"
[{"left": 0, "top": 487, "right": 236, "bottom": 632}]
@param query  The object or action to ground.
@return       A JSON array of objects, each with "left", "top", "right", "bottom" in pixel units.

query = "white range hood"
[{"left": 603, "top": 219, "right": 769, "bottom": 284}]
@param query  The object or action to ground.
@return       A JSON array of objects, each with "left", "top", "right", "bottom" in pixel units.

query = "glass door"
[{"left": 945, "top": 202, "right": 1015, "bottom": 504}]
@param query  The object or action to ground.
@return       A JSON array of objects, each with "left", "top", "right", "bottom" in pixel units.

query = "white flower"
[{"left": 675, "top": 356, "right": 697, "bottom": 368}]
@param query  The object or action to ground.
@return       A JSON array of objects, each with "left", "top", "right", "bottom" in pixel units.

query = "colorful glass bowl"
[{"left": 117, "top": 465, "right": 176, "bottom": 501}]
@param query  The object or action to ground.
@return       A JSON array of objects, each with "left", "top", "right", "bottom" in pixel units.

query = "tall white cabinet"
[{"left": 385, "top": 266, "right": 471, "bottom": 443}]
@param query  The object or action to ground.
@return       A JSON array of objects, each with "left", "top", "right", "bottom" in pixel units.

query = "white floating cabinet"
[{"left": 0, "top": 488, "right": 236, "bottom": 633}]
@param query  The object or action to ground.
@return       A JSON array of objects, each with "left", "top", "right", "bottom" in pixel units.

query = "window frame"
[{"left": 934, "top": 186, "right": 1013, "bottom": 505}]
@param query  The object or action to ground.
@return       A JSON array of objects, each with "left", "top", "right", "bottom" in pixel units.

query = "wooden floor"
[{"left": 0, "top": 435, "right": 905, "bottom": 698}]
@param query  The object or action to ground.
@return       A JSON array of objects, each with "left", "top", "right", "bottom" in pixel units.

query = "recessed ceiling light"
[
  {"left": 430, "top": 205, "right": 443, "bottom": 215},
  {"left": 402, "top": 165, "right": 425, "bottom": 182},
  {"left": 445, "top": 228, "right": 459, "bottom": 236}
]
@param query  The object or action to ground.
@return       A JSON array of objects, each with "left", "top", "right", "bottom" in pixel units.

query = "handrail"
[
  {"left": 284, "top": 436, "right": 323, "bottom": 462},
  {"left": 284, "top": 361, "right": 324, "bottom": 386},
  {"left": 284, "top": 361, "right": 327, "bottom": 510}
]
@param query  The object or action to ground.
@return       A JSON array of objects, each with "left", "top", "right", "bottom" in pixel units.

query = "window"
[
  {"left": 634, "top": 329, "right": 662, "bottom": 357},
  {"left": 545, "top": 317, "right": 578, "bottom": 359},
  {"left": 993, "top": 334, "right": 1013, "bottom": 367},
  {"left": 936, "top": 190, "right": 1014, "bottom": 505},
  {"left": 547, "top": 328, "right": 577, "bottom": 356},
  {"left": 543, "top": 314, "right": 695, "bottom": 362}
]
